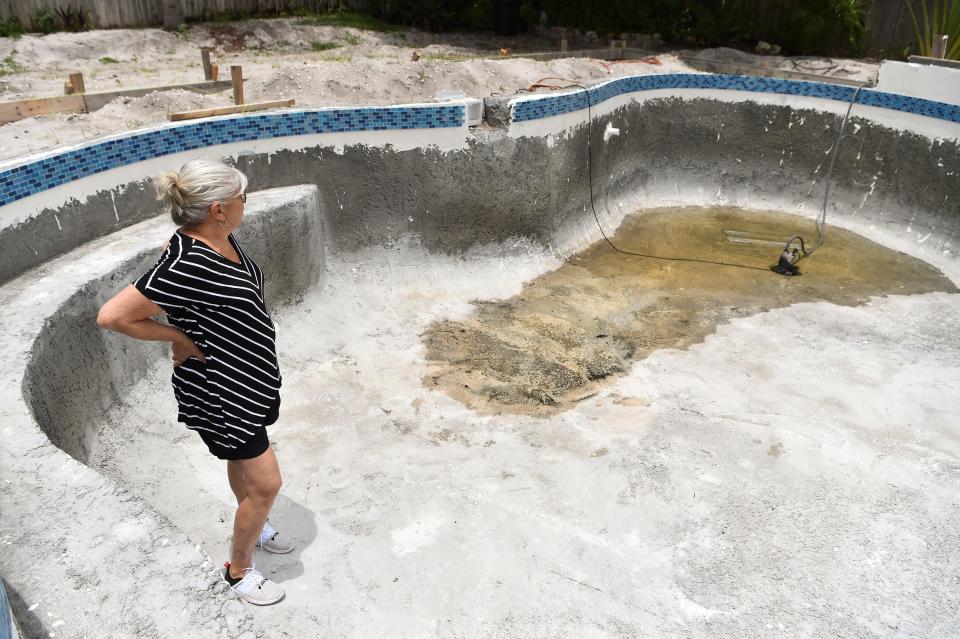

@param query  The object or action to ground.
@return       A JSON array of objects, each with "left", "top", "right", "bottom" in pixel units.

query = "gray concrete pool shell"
[{"left": 0, "top": 86, "right": 958, "bottom": 638}]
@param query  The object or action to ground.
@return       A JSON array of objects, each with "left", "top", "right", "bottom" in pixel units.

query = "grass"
[
  {"left": 422, "top": 53, "right": 479, "bottom": 62},
  {"left": 0, "top": 52, "right": 24, "bottom": 76},
  {"left": 296, "top": 10, "right": 402, "bottom": 32},
  {"left": 99, "top": 56, "right": 120, "bottom": 64},
  {"left": 311, "top": 40, "right": 341, "bottom": 51},
  {"left": 317, "top": 54, "right": 352, "bottom": 63}
]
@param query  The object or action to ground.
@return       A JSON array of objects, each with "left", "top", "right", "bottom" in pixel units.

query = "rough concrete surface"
[
  {"left": 5, "top": 95, "right": 958, "bottom": 286},
  {"left": 94, "top": 242, "right": 960, "bottom": 638},
  {"left": 0, "top": 92, "right": 959, "bottom": 638}
]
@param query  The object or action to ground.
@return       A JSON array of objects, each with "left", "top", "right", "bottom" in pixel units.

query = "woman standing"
[{"left": 97, "top": 158, "right": 294, "bottom": 606}]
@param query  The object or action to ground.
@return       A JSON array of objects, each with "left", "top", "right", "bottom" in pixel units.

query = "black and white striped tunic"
[{"left": 134, "top": 230, "right": 282, "bottom": 452}]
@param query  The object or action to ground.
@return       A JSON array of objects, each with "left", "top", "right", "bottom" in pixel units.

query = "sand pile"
[{"left": 0, "top": 18, "right": 692, "bottom": 162}]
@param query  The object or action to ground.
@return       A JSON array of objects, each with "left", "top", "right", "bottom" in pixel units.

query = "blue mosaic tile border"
[
  {"left": 510, "top": 73, "right": 960, "bottom": 126},
  {"left": 0, "top": 104, "right": 463, "bottom": 208},
  {"left": 2, "top": 75, "right": 956, "bottom": 211}
]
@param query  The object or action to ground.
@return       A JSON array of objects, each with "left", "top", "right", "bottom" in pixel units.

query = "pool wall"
[
  {"left": 0, "top": 74, "right": 958, "bottom": 637},
  {"left": 2, "top": 74, "right": 958, "bottom": 285},
  {"left": 22, "top": 185, "right": 323, "bottom": 463}
]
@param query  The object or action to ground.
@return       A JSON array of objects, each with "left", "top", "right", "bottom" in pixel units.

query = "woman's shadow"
[{"left": 259, "top": 492, "right": 317, "bottom": 582}]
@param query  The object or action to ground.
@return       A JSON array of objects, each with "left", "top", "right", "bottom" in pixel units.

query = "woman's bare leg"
[
  {"left": 228, "top": 446, "right": 282, "bottom": 579},
  {"left": 227, "top": 460, "right": 247, "bottom": 505}
]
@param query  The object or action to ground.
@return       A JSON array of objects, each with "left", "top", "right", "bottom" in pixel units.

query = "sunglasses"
[{"left": 237, "top": 193, "right": 247, "bottom": 203}]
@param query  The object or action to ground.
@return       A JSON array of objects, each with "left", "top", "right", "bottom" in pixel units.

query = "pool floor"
[{"left": 92, "top": 209, "right": 960, "bottom": 637}]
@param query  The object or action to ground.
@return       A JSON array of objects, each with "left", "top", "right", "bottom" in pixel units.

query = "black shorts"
[{"left": 196, "top": 396, "right": 281, "bottom": 461}]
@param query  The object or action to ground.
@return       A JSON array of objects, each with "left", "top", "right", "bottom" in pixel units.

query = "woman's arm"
[{"left": 97, "top": 284, "right": 206, "bottom": 366}]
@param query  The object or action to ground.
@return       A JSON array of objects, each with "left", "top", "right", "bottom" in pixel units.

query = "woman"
[{"left": 97, "top": 158, "right": 294, "bottom": 606}]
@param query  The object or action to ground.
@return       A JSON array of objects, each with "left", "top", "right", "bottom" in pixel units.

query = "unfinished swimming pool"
[{"left": 1, "top": 71, "right": 958, "bottom": 638}]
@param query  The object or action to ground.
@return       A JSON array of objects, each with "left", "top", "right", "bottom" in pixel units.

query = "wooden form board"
[
  {"left": 0, "top": 95, "right": 86, "bottom": 125},
  {"left": 82, "top": 80, "right": 233, "bottom": 111},
  {"left": 169, "top": 99, "right": 295, "bottom": 122},
  {"left": 0, "top": 80, "right": 234, "bottom": 125}
]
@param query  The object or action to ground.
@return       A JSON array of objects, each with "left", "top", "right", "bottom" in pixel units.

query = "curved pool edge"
[{"left": 1, "top": 73, "right": 958, "bottom": 285}]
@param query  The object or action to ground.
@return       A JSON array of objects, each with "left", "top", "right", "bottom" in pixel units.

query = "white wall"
[{"left": 876, "top": 60, "right": 960, "bottom": 106}]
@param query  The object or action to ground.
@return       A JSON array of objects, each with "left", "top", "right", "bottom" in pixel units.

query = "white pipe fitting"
[{"left": 604, "top": 122, "right": 621, "bottom": 142}]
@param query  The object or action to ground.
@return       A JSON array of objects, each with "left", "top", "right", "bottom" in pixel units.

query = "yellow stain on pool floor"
[{"left": 423, "top": 206, "right": 958, "bottom": 415}]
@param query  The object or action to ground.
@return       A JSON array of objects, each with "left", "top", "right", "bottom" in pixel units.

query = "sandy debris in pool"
[{"left": 422, "top": 206, "right": 958, "bottom": 415}]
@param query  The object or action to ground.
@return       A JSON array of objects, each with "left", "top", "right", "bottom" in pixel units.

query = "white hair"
[{"left": 154, "top": 158, "right": 249, "bottom": 227}]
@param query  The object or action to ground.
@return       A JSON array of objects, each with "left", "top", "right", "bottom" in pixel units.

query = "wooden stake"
[
  {"left": 560, "top": 38, "right": 568, "bottom": 52},
  {"left": 200, "top": 48, "right": 213, "bottom": 80},
  {"left": 69, "top": 72, "right": 85, "bottom": 95},
  {"left": 932, "top": 35, "right": 949, "bottom": 59},
  {"left": 231, "top": 65, "right": 244, "bottom": 105},
  {"left": 210, "top": 64, "right": 219, "bottom": 81}
]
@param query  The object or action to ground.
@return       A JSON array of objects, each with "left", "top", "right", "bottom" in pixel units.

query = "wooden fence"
[
  {"left": 863, "top": 0, "right": 940, "bottom": 58},
  {"left": 0, "top": 0, "right": 379, "bottom": 28},
  {"left": 0, "top": 0, "right": 942, "bottom": 59}
]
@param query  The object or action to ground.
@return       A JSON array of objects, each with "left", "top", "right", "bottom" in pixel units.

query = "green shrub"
[
  {"left": 55, "top": 5, "right": 92, "bottom": 32},
  {"left": 296, "top": 9, "right": 402, "bottom": 31},
  {"left": 311, "top": 40, "right": 340, "bottom": 51},
  {"left": 0, "top": 52, "right": 24, "bottom": 75},
  {"left": 99, "top": 56, "right": 119, "bottom": 63},
  {"left": 526, "top": 0, "right": 864, "bottom": 55},
  {"left": 0, "top": 16, "right": 23, "bottom": 38},
  {"left": 377, "top": 0, "right": 494, "bottom": 32},
  {"left": 31, "top": 7, "right": 57, "bottom": 34},
  {"left": 777, "top": 0, "right": 864, "bottom": 55}
]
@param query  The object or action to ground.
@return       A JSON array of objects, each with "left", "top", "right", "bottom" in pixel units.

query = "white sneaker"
[
  {"left": 224, "top": 563, "right": 285, "bottom": 606},
  {"left": 257, "top": 521, "right": 295, "bottom": 554}
]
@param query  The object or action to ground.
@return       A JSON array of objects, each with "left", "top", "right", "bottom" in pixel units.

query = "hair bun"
[
  {"left": 154, "top": 170, "right": 188, "bottom": 208},
  {"left": 153, "top": 159, "right": 249, "bottom": 228}
]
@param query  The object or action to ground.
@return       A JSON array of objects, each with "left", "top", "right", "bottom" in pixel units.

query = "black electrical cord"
[
  {"left": 782, "top": 85, "right": 864, "bottom": 260},
  {"left": 569, "top": 81, "right": 772, "bottom": 273}
]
